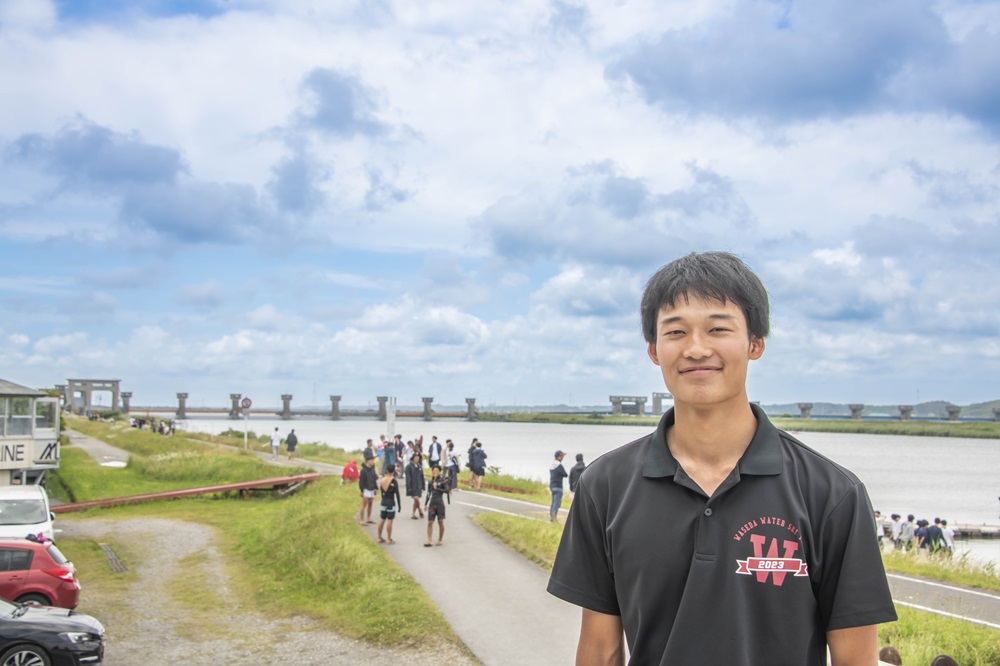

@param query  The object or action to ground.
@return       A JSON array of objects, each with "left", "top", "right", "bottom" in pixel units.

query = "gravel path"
[{"left": 59, "top": 517, "right": 478, "bottom": 666}]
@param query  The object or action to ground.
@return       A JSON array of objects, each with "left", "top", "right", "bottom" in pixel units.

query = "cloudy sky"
[{"left": 1, "top": 0, "right": 998, "bottom": 411}]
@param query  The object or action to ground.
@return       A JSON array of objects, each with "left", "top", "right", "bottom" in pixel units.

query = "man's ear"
[
  {"left": 647, "top": 341, "right": 661, "bottom": 366},
  {"left": 749, "top": 337, "right": 765, "bottom": 360}
]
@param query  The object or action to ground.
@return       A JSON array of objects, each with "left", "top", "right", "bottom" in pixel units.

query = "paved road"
[
  {"left": 64, "top": 430, "right": 998, "bottom": 664},
  {"left": 363, "top": 489, "right": 579, "bottom": 666},
  {"left": 64, "top": 430, "right": 130, "bottom": 466},
  {"left": 888, "top": 572, "right": 1000, "bottom": 630}
]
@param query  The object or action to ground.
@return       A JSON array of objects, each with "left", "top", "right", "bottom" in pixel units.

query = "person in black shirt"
[
  {"left": 377, "top": 464, "right": 401, "bottom": 544},
  {"left": 357, "top": 454, "right": 378, "bottom": 525},
  {"left": 568, "top": 453, "right": 586, "bottom": 495},
  {"left": 424, "top": 465, "right": 451, "bottom": 546},
  {"left": 547, "top": 252, "right": 895, "bottom": 665},
  {"left": 406, "top": 453, "right": 426, "bottom": 519}
]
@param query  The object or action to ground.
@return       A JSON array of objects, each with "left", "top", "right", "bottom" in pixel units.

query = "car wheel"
[
  {"left": 14, "top": 594, "right": 49, "bottom": 606},
  {"left": 0, "top": 645, "right": 51, "bottom": 666}
]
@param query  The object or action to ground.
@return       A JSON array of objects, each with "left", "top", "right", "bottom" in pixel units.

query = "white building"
[{"left": 0, "top": 379, "right": 60, "bottom": 486}]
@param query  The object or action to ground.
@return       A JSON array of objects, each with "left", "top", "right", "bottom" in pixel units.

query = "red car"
[{"left": 0, "top": 537, "right": 80, "bottom": 609}]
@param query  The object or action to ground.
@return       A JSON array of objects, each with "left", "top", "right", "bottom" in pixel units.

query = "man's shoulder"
[
  {"left": 577, "top": 431, "right": 654, "bottom": 487},
  {"left": 773, "top": 427, "right": 863, "bottom": 487}
]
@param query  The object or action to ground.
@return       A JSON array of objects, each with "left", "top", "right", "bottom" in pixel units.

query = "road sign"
[{"left": 241, "top": 397, "right": 252, "bottom": 409}]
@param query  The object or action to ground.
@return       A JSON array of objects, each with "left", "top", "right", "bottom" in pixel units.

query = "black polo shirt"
[{"left": 547, "top": 404, "right": 896, "bottom": 665}]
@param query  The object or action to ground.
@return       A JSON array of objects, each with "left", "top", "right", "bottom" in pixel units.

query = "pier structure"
[
  {"left": 994, "top": 408, "right": 1000, "bottom": 422},
  {"left": 121, "top": 392, "right": 133, "bottom": 413},
  {"left": 798, "top": 403, "right": 813, "bottom": 419},
  {"left": 65, "top": 379, "right": 121, "bottom": 413},
  {"left": 898, "top": 405, "right": 913, "bottom": 421},
  {"left": 138, "top": 394, "right": 481, "bottom": 421},
  {"left": 946, "top": 406, "right": 961, "bottom": 421},
  {"left": 229, "top": 394, "right": 242, "bottom": 420},
  {"left": 610, "top": 395, "right": 647, "bottom": 416},
  {"left": 651, "top": 392, "right": 672, "bottom": 416},
  {"left": 848, "top": 404, "right": 865, "bottom": 420}
]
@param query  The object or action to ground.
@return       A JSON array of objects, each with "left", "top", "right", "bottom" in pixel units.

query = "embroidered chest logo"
[{"left": 733, "top": 516, "right": 809, "bottom": 586}]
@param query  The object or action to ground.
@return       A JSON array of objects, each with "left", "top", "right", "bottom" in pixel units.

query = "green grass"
[
  {"left": 458, "top": 471, "right": 573, "bottom": 509},
  {"left": 879, "top": 606, "right": 1000, "bottom": 665},
  {"left": 183, "top": 428, "right": 363, "bottom": 467},
  {"left": 472, "top": 513, "right": 562, "bottom": 570},
  {"left": 882, "top": 549, "right": 1000, "bottom": 593},
  {"left": 52, "top": 419, "right": 464, "bottom": 651},
  {"left": 63, "top": 414, "right": 316, "bottom": 501},
  {"left": 773, "top": 417, "right": 1000, "bottom": 439}
]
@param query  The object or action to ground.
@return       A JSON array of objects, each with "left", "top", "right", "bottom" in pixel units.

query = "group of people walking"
[
  {"left": 354, "top": 434, "right": 488, "bottom": 547},
  {"left": 877, "top": 511, "right": 957, "bottom": 554}
]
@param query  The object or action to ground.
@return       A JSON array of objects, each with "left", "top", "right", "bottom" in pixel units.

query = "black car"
[{"left": 0, "top": 597, "right": 103, "bottom": 665}]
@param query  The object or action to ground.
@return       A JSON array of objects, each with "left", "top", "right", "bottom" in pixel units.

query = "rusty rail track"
[{"left": 52, "top": 473, "right": 324, "bottom": 513}]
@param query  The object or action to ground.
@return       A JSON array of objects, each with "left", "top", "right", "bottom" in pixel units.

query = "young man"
[
  {"left": 549, "top": 450, "right": 568, "bottom": 522},
  {"left": 900, "top": 514, "right": 916, "bottom": 551},
  {"left": 890, "top": 513, "right": 903, "bottom": 549},
  {"left": 269, "top": 427, "right": 281, "bottom": 460},
  {"left": 358, "top": 453, "right": 378, "bottom": 525},
  {"left": 424, "top": 464, "right": 451, "bottom": 546},
  {"left": 470, "top": 441, "right": 487, "bottom": 490},
  {"left": 568, "top": 453, "right": 586, "bottom": 496},
  {"left": 547, "top": 252, "right": 896, "bottom": 665}
]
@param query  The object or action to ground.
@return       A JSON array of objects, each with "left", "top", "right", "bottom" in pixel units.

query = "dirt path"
[{"left": 59, "top": 517, "right": 477, "bottom": 666}]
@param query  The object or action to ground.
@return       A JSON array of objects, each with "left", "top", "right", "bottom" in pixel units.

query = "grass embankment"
[
  {"left": 54, "top": 417, "right": 464, "bottom": 650},
  {"left": 63, "top": 419, "right": 313, "bottom": 500},
  {"left": 182, "top": 428, "right": 363, "bottom": 467},
  {"left": 473, "top": 513, "right": 1000, "bottom": 665},
  {"left": 478, "top": 411, "right": 1000, "bottom": 439}
]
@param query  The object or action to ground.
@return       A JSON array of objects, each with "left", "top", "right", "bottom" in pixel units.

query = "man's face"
[{"left": 647, "top": 295, "right": 764, "bottom": 410}]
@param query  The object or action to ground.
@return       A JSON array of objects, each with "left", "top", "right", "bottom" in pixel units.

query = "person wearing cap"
[{"left": 549, "top": 451, "right": 568, "bottom": 522}]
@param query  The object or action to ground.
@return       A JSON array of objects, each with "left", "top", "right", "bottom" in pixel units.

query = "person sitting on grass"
[
  {"left": 341, "top": 459, "right": 359, "bottom": 485},
  {"left": 377, "top": 463, "right": 401, "bottom": 544},
  {"left": 424, "top": 465, "right": 451, "bottom": 547}
]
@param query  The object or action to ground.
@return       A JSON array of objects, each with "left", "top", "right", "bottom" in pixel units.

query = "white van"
[{"left": 0, "top": 485, "right": 55, "bottom": 541}]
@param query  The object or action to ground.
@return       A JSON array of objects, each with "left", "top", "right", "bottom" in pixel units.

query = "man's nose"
[{"left": 682, "top": 331, "right": 711, "bottom": 358}]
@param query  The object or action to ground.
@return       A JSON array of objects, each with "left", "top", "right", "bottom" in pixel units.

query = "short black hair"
[{"left": 640, "top": 251, "right": 770, "bottom": 344}]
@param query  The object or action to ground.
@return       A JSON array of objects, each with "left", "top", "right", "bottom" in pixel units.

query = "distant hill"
[{"left": 761, "top": 399, "right": 1000, "bottom": 419}]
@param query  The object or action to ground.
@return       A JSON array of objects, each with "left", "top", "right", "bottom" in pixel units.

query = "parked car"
[
  {"left": 0, "top": 597, "right": 104, "bottom": 666},
  {"left": 0, "top": 486, "right": 55, "bottom": 542},
  {"left": 0, "top": 536, "right": 80, "bottom": 609}
]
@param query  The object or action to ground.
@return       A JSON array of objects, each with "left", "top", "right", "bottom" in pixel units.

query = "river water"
[{"left": 176, "top": 415, "right": 1000, "bottom": 567}]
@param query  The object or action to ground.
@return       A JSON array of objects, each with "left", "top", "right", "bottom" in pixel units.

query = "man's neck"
[{"left": 667, "top": 397, "right": 758, "bottom": 495}]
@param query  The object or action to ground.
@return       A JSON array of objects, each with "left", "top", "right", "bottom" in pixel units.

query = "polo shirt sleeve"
[
  {"left": 547, "top": 482, "right": 620, "bottom": 616},
  {"left": 816, "top": 481, "right": 898, "bottom": 631}
]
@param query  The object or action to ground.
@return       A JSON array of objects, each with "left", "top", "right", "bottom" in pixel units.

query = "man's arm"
[
  {"left": 827, "top": 624, "right": 878, "bottom": 666},
  {"left": 577, "top": 608, "right": 624, "bottom": 666}
]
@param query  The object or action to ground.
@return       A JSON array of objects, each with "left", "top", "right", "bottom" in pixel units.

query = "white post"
[{"left": 386, "top": 397, "right": 397, "bottom": 439}]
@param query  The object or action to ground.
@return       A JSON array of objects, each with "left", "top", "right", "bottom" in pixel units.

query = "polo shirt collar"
[{"left": 641, "top": 402, "right": 783, "bottom": 478}]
